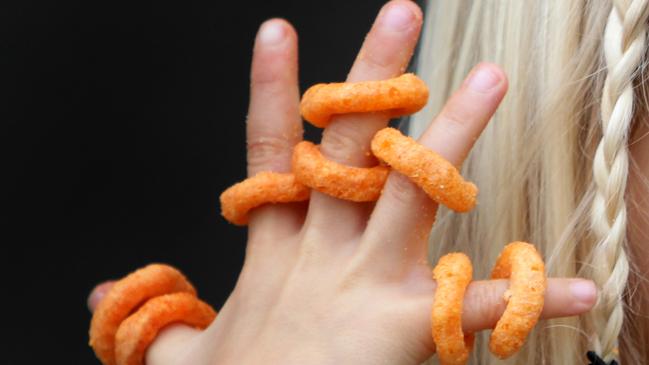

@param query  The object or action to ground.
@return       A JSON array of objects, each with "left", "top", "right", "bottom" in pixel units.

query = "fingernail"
[
  {"left": 88, "top": 281, "right": 114, "bottom": 312},
  {"left": 259, "top": 20, "right": 286, "bottom": 46},
  {"left": 570, "top": 279, "right": 597, "bottom": 304},
  {"left": 381, "top": 4, "right": 415, "bottom": 31},
  {"left": 466, "top": 64, "right": 502, "bottom": 92},
  {"left": 88, "top": 291, "right": 101, "bottom": 312}
]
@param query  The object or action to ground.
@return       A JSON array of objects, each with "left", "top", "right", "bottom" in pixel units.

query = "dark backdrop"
[{"left": 0, "top": 0, "right": 419, "bottom": 363}]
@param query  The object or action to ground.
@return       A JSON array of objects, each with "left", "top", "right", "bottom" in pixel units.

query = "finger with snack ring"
[
  {"left": 371, "top": 127, "right": 478, "bottom": 212},
  {"left": 220, "top": 171, "right": 310, "bottom": 225},
  {"left": 292, "top": 141, "right": 389, "bottom": 202},
  {"left": 489, "top": 241, "right": 546, "bottom": 358},
  {"left": 300, "top": 73, "right": 429, "bottom": 128},
  {"left": 89, "top": 264, "right": 197, "bottom": 365},
  {"left": 432, "top": 252, "right": 475, "bottom": 365},
  {"left": 114, "top": 292, "right": 216, "bottom": 365}
]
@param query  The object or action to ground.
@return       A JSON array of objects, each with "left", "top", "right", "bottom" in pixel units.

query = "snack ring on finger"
[
  {"left": 370, "top": 127, "right": 478, "bottom": 212},
  {"left": 219, "top": 171, "right": 310, "bottom": 225},
  {"left": 432, "top": 253, "right": 475, "bottom": 365},
  {"left": 89, "top": 264, "right": 196, "bottom": 365},
  {"left": 114, "top": 292, "right": 217, "bottom": 365},
  {"left": 489, "top": 242, "right": 547, "bottom": 358},
  {"left": 292, "top": 141, "right": 389, "bottom": 202},
  {"left": 300, "top": 73, "right": 429, "bottom": 128}
]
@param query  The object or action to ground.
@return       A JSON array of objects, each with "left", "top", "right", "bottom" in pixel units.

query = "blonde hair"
[{"left": 411, "top": 0, "right": 649, "bottom": 363}]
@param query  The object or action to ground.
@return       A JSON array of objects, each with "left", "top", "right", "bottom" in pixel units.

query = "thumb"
[
  {"left": 87, "top": 281, "right": 114, "bottom": 312},
  {"left": 88, "top": 282, "right": 203, "bottom": 365}
]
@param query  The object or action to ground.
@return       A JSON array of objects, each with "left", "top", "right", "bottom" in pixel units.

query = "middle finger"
[{"left": 305, "top": 0, "right": 424, "bottom": 239}]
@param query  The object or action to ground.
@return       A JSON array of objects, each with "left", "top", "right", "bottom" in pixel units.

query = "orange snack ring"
[
  {"left": 431, "top": 253, "right": 474, "bottom": 365},
  {"left": 300, "top": 73, "right": 429, "bottom": 128},
  {"left": 489, "top": 242, "right": 547, "bottom": 358},
  {"left": 291, "top": 141, "right": 389, "bottom": 202},
  {"left": 370, "top": 127, "right": 478, "bottom": 212},
  {"left": 89, "top": 264, "right": 196, "bottom": 365},
  {"left": 114, "top": 292, "right": 217, "bottom": 365},
  {"left": 219, "top": 171, "right": 310, "bottom": 226}
]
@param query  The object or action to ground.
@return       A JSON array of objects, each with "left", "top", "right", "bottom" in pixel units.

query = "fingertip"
[
  {"left": 273, "top": 18, "right": 297, "bottom": 38},
  {"left": 378, "top": 0, "right": 424, "bottom": 32},
  {"left": 539, "top": 278, "right": 597, "bottom": 320},
  {"left": 257, "top": 19, "right": 286, "bottom": 46},
  {"left": 463, "top": 62, "right": 508, "bottom": 94},
  {"left": 88, "top": 281, "right": 114, "bottom": 313},
  {"left": 251, "top": 18, "right": 299, "bottom": 87},
  {"left": 255, "top": 18, "right": 296, "bottom": 48},
  {"left": 400, "top": 0, "right": 424, "bottom": 24},
  {"left": 476, "top": 62, "right": 507, "bottom": 83},
  {"left": 568, "top": 279, "right": 598, "bottom": 312}
]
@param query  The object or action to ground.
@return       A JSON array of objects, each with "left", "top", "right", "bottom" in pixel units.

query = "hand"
[{"left": 89, "top": 1, "right": 597, "bottom": 364}]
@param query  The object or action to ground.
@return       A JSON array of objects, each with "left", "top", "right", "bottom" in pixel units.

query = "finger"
[
  {"left": 87, "top": 281, "right": 114, "bottom": 312},
  {"left": 88, "top": 282, "right": 203, "bottom": 365},
  {"left": 145, "top": 324, "right": 203, "bottom": 365},
  {"left": 246, "top": 18, "right": 304, "bottom": 238},
  {"left": 360, "top": 63, "right": 508, "bottom": 269},
  {"left": 230, "top": 19, "right": 307, "bottom": 348},
  {"left": 462, "top": 278, "right": 597, "bottom": 333},
  {"left": 408, "top": 278, "right": 597, "bottom": 360},
  {"left": 306, "top": 0, "right": 423, "bottom": 238}
]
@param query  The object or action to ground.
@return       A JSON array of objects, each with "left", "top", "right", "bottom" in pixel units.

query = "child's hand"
[{"left": 89, "top": 1, "right": 597, "bottom": 364}]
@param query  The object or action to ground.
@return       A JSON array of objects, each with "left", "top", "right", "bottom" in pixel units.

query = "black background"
[{"left": 0, "top": 0, "right": 420, "bottom": 363}]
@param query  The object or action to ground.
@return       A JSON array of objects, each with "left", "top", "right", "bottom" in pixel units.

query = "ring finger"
[{"left": 360, "top": 63, "right": 508, "bottom": 270}]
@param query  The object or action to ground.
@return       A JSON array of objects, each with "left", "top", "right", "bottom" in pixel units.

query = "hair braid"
[{"left": 591, "top": 0, "right": 649, "bottom": 361}]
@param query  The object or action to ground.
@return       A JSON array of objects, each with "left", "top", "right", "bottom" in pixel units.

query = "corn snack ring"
[
  {"left": 300, "top": 73, "right": 429, "bottom": 128},
  {"left": 370, "top": 127, "right": 477, "bottom": 212},
  {"left": 114, "top": 292, "right": 216, "bottom": 365},
  {"left": 89, "top": 264, "right": 196, "bottom": 365},
  {"left": 431, "top": 253, "right": 474, "bottom": 365},
  {"left": 291, "top": 141, "right": 389, "bottom": 202},
  {"left": 219, "top": 171, "right": 310, "bottom": 225},
  {"left": 489, "top": 242, "right": 546, "bottom": 358}
]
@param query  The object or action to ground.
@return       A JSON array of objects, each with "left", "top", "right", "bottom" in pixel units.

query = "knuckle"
[
  {"left": 321, "top": 123, "right": 370, "bottom": 163},
  {"left": 250, "top": 74, "right": 288, "bottom": 99},
  {"left": 251, "top": 68, "right": 284, "bottom": 89},
  {"left": 439, "top": 108, "right": 468, "bottom": 136},
  {"left": 356, "top": 49, "right": 392, "bottom": 72},
  {"left": 246, "top": 134, "right": 293, "bottom": 170},
  {"left": 470, "top": 281, "right": 507, "bottom": 328},
  {"left": 382, "top": 173, "right": 425, "bottom": 207},
  {"left": 250, "top": 52, "right": 292, "bottom": 90}
]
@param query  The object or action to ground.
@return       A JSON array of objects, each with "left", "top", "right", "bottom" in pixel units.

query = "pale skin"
[{"left": 87, "top": 1, "right": 605, "bottom": 364}]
